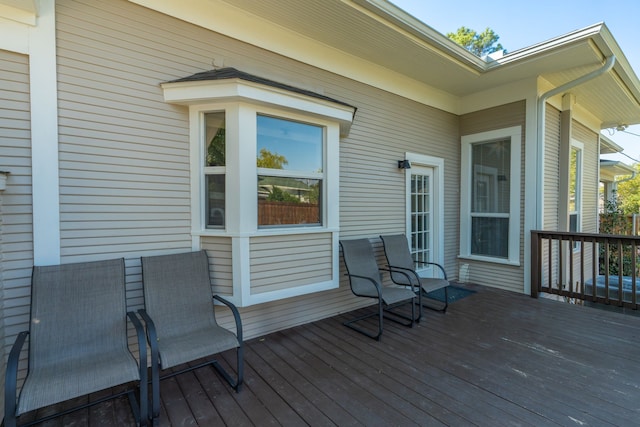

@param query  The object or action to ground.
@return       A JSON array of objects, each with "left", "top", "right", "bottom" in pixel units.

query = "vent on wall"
[{"left": 459, "top": 263, "right": 470, "bottom": 283}]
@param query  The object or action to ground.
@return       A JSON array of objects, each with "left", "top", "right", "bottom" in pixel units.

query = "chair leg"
[
  {"left": 343, "top": 299, "right": 384, "bottom": 341},
  {"left": 211, "top": 344, "right": 244, "bottom": 392},
  {"left": 421, "top": 287, "right": 448, "bottom": 312}
]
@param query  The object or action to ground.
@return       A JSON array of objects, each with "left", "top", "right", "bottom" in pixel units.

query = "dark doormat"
[{"left": 425, "top": 285, "right": 476, "bottom": 303}]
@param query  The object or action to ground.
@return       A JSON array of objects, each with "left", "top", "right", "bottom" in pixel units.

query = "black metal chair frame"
[
  {"left": 380, "top": 235, "right": 449, "bottom": 318},
  {"left": 3, "top": 263, "right": 148, "bottom": 427},
  {"left": 138, "top": 250, "right": 243, "bottom": 424},
  {"left": 387, "top": 261, "right": 449, "bottom": 313},
  {"left": 138, "top": 298, "right": 244, "bottom": 423},
  {"left": 340, "top": 240, "right": 419, "bottom": 341}
]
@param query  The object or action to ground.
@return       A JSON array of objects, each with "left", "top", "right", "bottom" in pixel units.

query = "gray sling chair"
[
  {"left": 138, "top": 250, "right": 243, "bottom": 424},
  {"left": 3, "top": 258, "right": 148, "bottom": 427},
  {"left": 339, "top": 238, "right": 418, "bottom": 341},
  {"left": 380, "top": 234, "right": 450, "bottom": 318}
]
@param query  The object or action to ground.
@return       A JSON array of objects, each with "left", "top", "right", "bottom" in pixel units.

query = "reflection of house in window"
[{"left": 473, "top": 165, "right": 498, "bottom": 213}]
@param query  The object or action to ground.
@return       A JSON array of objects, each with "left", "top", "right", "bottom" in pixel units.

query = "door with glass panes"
[{"left": 407, "top": 165, "right": 436, "bottom": 277}]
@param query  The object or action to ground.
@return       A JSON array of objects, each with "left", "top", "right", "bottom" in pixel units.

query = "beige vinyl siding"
[
  {"left": 56, "top": 0, "right": 193, "bottom": 263},
  {"left": 542, "top": 106, "right": 562, "bottom": 289},
  {"left": 250, "top": 233, "right": 333, "bottom": 294},
  {"left": 0, "top": 49, "right": 32, "bottom": 415},
  {"left": 53, "top": 0, "right": 459, "bottom": 339},
  {"left": 459, "top": 101, "right": 527, "bottom": 293},
  {"left": 202, "top": 237, "right": 233, "bottom": 296},
  {"left": 340, "top": 94, "right": 460, "bottom": 278}
]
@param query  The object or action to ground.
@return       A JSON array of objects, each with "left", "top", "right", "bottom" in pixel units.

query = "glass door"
[{"left": 409, "top": 165, "right": 434, "bottom": 276}]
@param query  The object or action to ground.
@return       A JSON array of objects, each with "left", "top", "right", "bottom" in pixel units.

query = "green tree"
[
  {"left": 447, "top": 26, "right": 504, "bottom": 57},
  {"left": 266, "top": 185, "right": 300, "bottom": 203},
  {"left": 206, "top": 128, "right": 225, "bottom": 166},
  {"left": 257, "top": 148, "right": 288, "bottom": 169},
  {"left": 615, "top": 163, "right": 640, "bottom": 214}
]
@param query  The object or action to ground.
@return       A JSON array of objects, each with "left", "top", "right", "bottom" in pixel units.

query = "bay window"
[{"left": 160, "top": 68, "right": 355, "bottom": 306}]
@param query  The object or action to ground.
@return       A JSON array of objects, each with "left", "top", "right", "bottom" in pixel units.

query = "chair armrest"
[
  {"left": 5, "top": 331, "right": 28, "bottom": 423},
  {"left": 413, "top": 260, "right": 448, "bottom": 280},
  {"left": 137, "top": 309, "right": 159, "bottom": 365},
  {"left": 126, "top": 311, "right": 148, "bottom": 421},
  {"left": 343, "top": 272, "right": 383, "bottom": 297},
  {"left": 127, "top": 311, "right": 147, "bottom": 369},
  {"left": 213, "top": 295, "right": 243, "bottom": 344},
  {"left": 380, "top": 267, "right": 420, "bottom": 292}
]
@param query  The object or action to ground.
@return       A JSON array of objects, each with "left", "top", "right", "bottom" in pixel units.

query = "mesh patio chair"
[
  {"left": 138, "top": 250, "right": 243, "bottom": 423},
  {"left": 339, "top": 238, "right": 418, "bottom": 341},
  {"left": 3, "top": 258, "right": 148, "bottom": 427},
  {"left": 380, "top": 234, "right": 450, "bottom": 317}
]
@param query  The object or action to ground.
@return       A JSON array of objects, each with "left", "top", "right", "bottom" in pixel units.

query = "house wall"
[
  {"left": 540, "top": 106, "right": 600, "bottom": 290},
  {"left": 572, "top": 120, "right": 599, "bottom": 233},
  {"left": 48, "top": 0, "right": 460, "bottom": 340},
  {"left": 459, "top": 100, "right": 526, "bottom": 292},
  {"left": 0, "top": 49, "right": 33, "bottom": 418}
]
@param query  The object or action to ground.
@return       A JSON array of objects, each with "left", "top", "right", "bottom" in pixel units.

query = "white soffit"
[{"left": 0, "top": 0, "right": 36, "bottom": 25}]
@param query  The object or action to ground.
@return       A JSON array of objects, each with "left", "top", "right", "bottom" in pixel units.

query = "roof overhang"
[
  {"left": 600, "top": 134, "right": 624, "bottom": 154},
  {"left": 129, "top": 0, "right": 640, "bottom": 127},
  {"left": 600, "top": 160, "right": 635, "bottom": 182}
]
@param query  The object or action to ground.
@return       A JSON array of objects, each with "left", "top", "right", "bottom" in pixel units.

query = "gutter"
[{"left": 535, "top": 55, "right": 616, "bottom": 229}]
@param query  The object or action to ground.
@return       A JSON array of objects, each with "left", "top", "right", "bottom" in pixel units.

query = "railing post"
[{"left": 531, "top": 231, "right": 539, "bottom": 298}]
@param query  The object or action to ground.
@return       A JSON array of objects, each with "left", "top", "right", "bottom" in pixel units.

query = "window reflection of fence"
[
  {"left": 531, "top": 230, "right": 640, "bottom": 310},
  {"left": 258, "top": 200, "right": 320, "bottom": 226}
]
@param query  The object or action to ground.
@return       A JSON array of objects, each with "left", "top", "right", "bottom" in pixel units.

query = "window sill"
[
  {"left": 193, "top": 226, "right": 339, "bottom": 238},
  {"left": 458, "top": 255, "right": 520, "bottom": 267}
]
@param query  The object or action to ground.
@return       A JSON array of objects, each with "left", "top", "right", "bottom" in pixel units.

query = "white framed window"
[
  {"left": 204, "top": 111, "right": 226, "bottom": 229},
  {"left": 257, "top": 114, "right": 324, "bottom": 227},
  {"left": 569, "top": 141, "right": 583, "bottom": 248},
  {"left": 460, "top": 126, "right": 521, "bottom": 265}
]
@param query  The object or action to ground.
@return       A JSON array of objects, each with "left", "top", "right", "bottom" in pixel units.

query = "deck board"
[{"left": 19, "top": 284, "right": 640, "bottom": 426}]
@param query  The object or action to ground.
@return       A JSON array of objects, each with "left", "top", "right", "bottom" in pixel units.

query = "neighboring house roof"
[
  {"left": 600, "top": 134, "right": 625, "bottom": 154},
  {"left": 600, "top": 159, "right": 636, "bottom": 182}
]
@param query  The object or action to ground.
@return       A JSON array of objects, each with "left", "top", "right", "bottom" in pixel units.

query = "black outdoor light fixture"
[{"left": 398, "top": 159, "right": 411, "bottom": 169}]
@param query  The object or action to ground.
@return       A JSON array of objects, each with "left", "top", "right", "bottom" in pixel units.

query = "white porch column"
[{"left": 30, "top": 0, "right": 61, "bottom": 265}]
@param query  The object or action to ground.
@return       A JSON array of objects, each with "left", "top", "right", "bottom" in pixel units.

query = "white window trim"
[
  {"left": 569, "top": 140, "right": 583, "bottom": 250},
  {"left": 459, "top": 126, "right": 521, "bottom": 265},
  {"left": 164, "top": 78, "right": 353, "bottom": 306}
]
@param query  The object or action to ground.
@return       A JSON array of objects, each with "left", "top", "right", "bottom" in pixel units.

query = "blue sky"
[{"left": 390, "top": 0, "right": 640, "bottom": 164}]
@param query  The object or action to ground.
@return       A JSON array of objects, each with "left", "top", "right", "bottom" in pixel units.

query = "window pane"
[
  {"left": 471, "top": 139, "right": 510, "bottom": 214},
  {"left": 569, "top": 147, "right": 578, "bottom": 212},
  {"left": 205, "top": 112, "right": 225, "bottom": 167},
  {"left": 257, "top": 176, "right": 321, "bottom": 226},
  {"left": 471, "top": 217, "right": 509, "bottom": 258},
  {"left": 257, "top": 115, "right": 323, "bottom": 172},
  {"left": 206, "top": 175, "right": 225, "bottom": 228}
]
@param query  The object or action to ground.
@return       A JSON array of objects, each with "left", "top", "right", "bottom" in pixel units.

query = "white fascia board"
[
  {"left": 162, "top": 79, "right": 355, "bottom": 135},
  {"left": 460, "top": 78, "right": 536, "bottom": 115},
  {"left": 0, "top": 16, "right": 30, "bottom": 53},
  {"left": 130, "top": 0, "right": 459, "bottom": 114},
  {"left": 0, "top": 2, "right": 36, "bottom": 26}
]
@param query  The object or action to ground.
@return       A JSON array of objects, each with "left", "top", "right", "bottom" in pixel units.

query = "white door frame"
[{"left": 404, "top": 153, "right": 445, "bottom": 275}]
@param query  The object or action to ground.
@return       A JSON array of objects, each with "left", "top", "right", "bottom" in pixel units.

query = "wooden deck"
[{"left": 19, "top": 284, "right": 640, "bottom": 426}]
